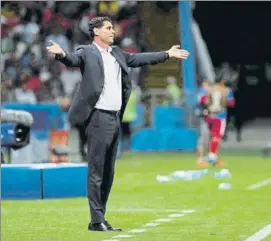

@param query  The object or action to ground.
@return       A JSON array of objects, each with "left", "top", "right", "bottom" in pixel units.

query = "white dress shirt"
[{"left": 94, "top": 42, "right": 122, "bottom": 111}]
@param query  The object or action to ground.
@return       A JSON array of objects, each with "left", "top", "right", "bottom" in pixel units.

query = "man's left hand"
[{"left": 166, "top": 45, "right": 190, "bottom": 59}]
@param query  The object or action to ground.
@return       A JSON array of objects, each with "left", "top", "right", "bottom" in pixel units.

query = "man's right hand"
[{"left": 46, "top": 40, "right": 66, "bottom": 57}]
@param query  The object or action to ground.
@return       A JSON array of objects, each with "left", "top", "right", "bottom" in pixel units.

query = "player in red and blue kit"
[
  {"left": 196, "top": 81, "right": 211, "bottom": 166},
  {"left": 205, "top": 77, "right": 235, "bottom": 165}
]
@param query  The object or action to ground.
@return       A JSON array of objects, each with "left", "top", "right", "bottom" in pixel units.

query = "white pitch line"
[
  {"left": 103, "top": 209, "right": 196, "bottom": 241},
  {"left": 103, "top": 240, "right": 120, "bottom": 241},
  {"left": 246, "top": 178, "right": 271, "bottom": 190},
  {"left": 114, "top": 234, "right": 133, "bottom": 238},
  {"left": 143, "top": 222, "right": 160, "bottom": 227},
  {"left": 128, "top": 228, "right": 147, "bottom": 233},
  {"left": 168, "top": 214, "right": 185, "bottom": 218},
  {"left": 181, "top": 209, "right": 196, "bottom": 214},
  {"left": 154, "top": 218, "right": 173, "bottom": 223},
  {"left": 244, "top": 224, "right": 271, "bottom": 241}
]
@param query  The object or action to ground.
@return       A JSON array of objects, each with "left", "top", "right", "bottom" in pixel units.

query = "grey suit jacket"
[{"left": 55, "top": 44, "right": 168, "bottom": 125}]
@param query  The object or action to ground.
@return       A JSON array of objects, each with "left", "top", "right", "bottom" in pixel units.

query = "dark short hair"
[
  {"left": 215, "top": 71, "right": 225, "bottom": 83},
  {"left": 88, "top": 16, "right": 112, "bottom": 39}
]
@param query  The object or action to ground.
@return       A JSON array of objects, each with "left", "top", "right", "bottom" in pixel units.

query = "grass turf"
[{"left": 2, "top": 152, "right": 271, "bottom": 241}]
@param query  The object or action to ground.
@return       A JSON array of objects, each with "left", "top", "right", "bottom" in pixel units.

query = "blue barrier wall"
[
  {"left": 43, "top": 165, "right": 87, "bottom": 198},
  {"left": 2, "top": 166, "right": 41, "bottom": 199},
  {"left": 131, "top": 105, "right": 198, "bottom": 151},
  {"left": 2, "top": 103, "right": 197, "bottom": 156},
  {"left": 1, "top": 164, "right": 87, "bottom": 200}
]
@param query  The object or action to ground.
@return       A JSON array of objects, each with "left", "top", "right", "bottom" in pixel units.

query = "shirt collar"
[{"left": 93, "top": 41, "right": 112, "bottom": 53}]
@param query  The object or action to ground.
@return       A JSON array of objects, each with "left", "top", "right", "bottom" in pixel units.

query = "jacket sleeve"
[
  {"left": 55, "top": 46, "right": 85, "bottom": 67},
  {"left": 122, "top": 50, "right": 169, "bottom": 68}
]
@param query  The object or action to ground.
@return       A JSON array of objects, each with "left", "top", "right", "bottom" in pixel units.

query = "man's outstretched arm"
[
  {"left": 46, "top": 40, "right": 85, "bottom": 67},
  {"left": 122, "top": 45, "right": 189, "bottom": 68}
]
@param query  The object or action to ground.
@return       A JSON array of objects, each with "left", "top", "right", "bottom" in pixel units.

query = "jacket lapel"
[
  {"left": 110, "top": 47, "right": 129, "bottom": 74},
  {"left": 91, "top": 44, "right": 104, "bottom": 70},
  {"left": 91, "top": 44, "right": 129, "bottom": 74}
]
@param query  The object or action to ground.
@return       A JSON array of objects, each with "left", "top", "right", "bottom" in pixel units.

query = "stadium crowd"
[{"left": 1, "top": 1, "right": 146, "bottom": 105}]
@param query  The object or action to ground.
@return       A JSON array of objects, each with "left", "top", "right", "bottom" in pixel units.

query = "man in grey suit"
[{"left": 47, "top": 16, "right": 189, "bottom": 232}]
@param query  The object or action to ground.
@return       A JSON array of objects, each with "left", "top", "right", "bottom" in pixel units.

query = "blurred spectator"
[
  {"left": 1, "top": 1, "right": 149, "bottom": 164},
  {"left": 14, "top": 72, "right": 37, "bottom": 104},
  {"left": 1, "top": 75, "right": 17, "bottom": 103},
  {"left": 97, "top": 1, "right": 120, "bottom": 20},
  {"left": 121, "top": 80, "right": 140, "bottom": 152},
  {"left": 163, "top": 76, "right": 183, "bottom": 106},
  {"left": 26, "top": 67, "right": 41, "bottom": 91},
  {"left": 29, "top": 52, "right": 41, "bottom": 70},
  {"left": 23, "top": 19, "right": 40, "bottom": 44},
  {"left": 60, "top": 68, "right": 81, "bottom": 97},
  {"left": 54, "top": 1, "right": 90, "bottom": 19},
  {"left": 120, "top": 36, "right": 137, "bottom": 53},
  {"left": 35, "top": 70, "right": 55, "bottom": 102},
  {"left": 45, "top": 25, "right": 70, "bottom": 52},
  {"left": 1, "top": 0, "right": 144, "bottom": 108},
  {"left": 1, "top": 22, "right": 14, "bottom": 54},
  {"left": 1, "top": 2, "right": 20, "bottom": 26},
  {"left": 4, "top": 51, "right": 18, "bottom": 80},
  {"left": 216, "top": 62, "right": 239, "bottom": 87},
  {"left": 117, "top": 1, "right": 138, "bottom": 21},
  {"left": 156, "top": 2, "right": 178, "bottom": 13},
  {"left": 19, "top": 2, "right": 44, "bottom": 24}
]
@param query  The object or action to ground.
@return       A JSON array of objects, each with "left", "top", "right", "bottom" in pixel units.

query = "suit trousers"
[
  {"left": 74, "top": 123, "right": 87, "bottom": 161},
  {"left": 85, "top": 109, "right": 120, "bottom": 224}
]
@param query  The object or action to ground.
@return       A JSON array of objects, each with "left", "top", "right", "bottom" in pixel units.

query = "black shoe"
[
  {"left": 105, "top": 220, "right": 122, "bottom": 232},
  {"left": 88, "top": 222, "right": 110, "bottom": 232}
]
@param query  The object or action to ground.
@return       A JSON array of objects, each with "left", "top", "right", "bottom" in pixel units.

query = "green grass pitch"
[{"left": 2, "top": 152, "right": 271, "bottom": 241}]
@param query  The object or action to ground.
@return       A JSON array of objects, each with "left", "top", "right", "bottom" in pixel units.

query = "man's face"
[{"left": 94, "top": 21, "right": 115, "bottom": 45}]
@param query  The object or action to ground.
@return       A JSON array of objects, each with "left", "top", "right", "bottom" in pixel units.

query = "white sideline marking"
[
  {"left": 154, "top": 218, "right": 173, "bottom": 223},
  {"left": 102, "top": 209, "right": 196, "bottom": 241},
  {"left": 143, "top": 222, "right": 160, "bottom": 227},
  {"left": 168, "top": 214, "right": 185, "bottom": 218},
  {"left": 103, "top": 240, "right": 120, "bottom": 241},
  {"left": 247, "top": 178, "right": 271, "bottom": 190},
  {"left": 181, "top": 209, "right": 196, "bottom": 213},
  {"left": 114, "top": 234, "right": 133, "bottom": 238},
  {"left": 128, "top": 228, "right": 147, "bottom": 233},
  {"left": 244, "top": 224, "right": 271, "bottom": 241}
]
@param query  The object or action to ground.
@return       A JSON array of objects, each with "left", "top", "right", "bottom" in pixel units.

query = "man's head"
[
  {"left": 215, "top": 72, "right": 226, "bottom": 84},
  {"left": 89, "top": 17, "right": 115, "bottom": 45},
  {"left": 166, "top": 76, "right": 177, "bottom": 85}
]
